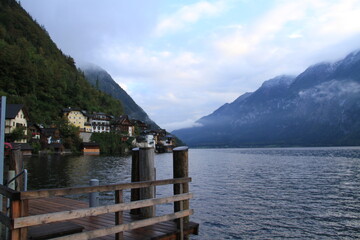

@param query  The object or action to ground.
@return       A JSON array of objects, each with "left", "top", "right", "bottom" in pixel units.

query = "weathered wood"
[
  {"left": 177, "top": 184, "right": 184, "bottom": 240},
  {"left": 11, "top": 199, "right": 21, "bottom": 240},
  {"left": 115, "top": 190, "right": 124, "bottom": 240},
  {"left": 28, "top": 222, "right": 84, "bottom": 240},
  {"left": 20, "top": 199, "right": 28, "bottom": 239},
  {"left": 52, "top": 209, "right": 194, "bottom": 240},
  {"left": 130, "top": 148, "right": 140, "bottom": 215},
  {"left": 0, "top": 184, "right": 20, "bottom": 200},
  {"left": 20, "top": 178, "right": 191, "bottom": 200},
  {"left": 10, "top": 149, "right": 23, "bottom": 191},
  {"left": 173, "top": 146, "right": 190, "bottom": 240},
  {"left": 13, "top": 193, "right": 193, "bottom": 229},
  {"left": 27, "top": 197, "right": 199, "bottom": 240},
  {"left": 173, "top": 147, "right": 189, "bottom": 215},
  {"left": 139, "top": 147, "right": 155, "bottom": 218}
]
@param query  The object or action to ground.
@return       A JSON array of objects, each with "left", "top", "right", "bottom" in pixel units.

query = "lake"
[{"left": 24, "top": 147, "right": 360, "bottom": 239}]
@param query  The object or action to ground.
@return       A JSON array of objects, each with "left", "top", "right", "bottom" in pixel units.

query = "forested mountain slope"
[{"left": 0, "top": 0, "right": 123, "bottom": 124}]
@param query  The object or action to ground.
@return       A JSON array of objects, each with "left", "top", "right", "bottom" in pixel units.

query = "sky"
[{"left": 21, "top": 0, "right": 360, "bottom": 131}]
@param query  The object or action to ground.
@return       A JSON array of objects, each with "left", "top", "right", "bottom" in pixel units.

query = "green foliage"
[
  {"left": 55, "top": 118, "right": 82, "bottom": 151},
  {"left": 90, "top": 132, "right": 133, "bottom": 155},
  {"left": 8, "top": 126, "right": 26, "bottom": 142},
  {"left": 0, "top": 0, "right": 124, "bottom": 125},
  {"left": 30, "top": 141, "right": 41, "bottom": 154}
]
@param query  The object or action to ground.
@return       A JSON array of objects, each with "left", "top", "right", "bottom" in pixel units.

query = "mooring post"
[
  {"left": 139, "top": 147, "right": 155, "bottom": 218},
  {"left": 89, "top": 179, "right": 99, "bottom": 207},
  {"left": 173, "top": 146, "right": 189, "bottom": 240},
  {"left": 10, "top": 148, "right": 23, "bottom": 191},
  {"left": 130, "top": 148, "right": 140, "bottom": 215}
]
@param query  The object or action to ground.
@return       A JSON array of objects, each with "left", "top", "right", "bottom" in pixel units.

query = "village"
[{"left": 4, "top": 104, "right": 175, "bottom": 155}]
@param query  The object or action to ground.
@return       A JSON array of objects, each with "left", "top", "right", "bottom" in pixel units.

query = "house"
[
  {"left": 136, "top": 134, "right": 155, "bottom": 148},
  {"left": 89, "top": 112, "right": 112, "bottom": 133},
  {"left": 40, "top": 128, "right": 62, "bottom": 149},
  {"left": 156, "top": 134, "right": 174, "bottom": 153},
  {"left": 10, "top": 143, "right": 33, "bottom": 156},
  {"left": 5, "top": 104, "right": 28, "bottom": 143},
  {"left": 111, "top": 115, "right": 135, "bottom": 136},
  {"left": 62, "top": 107, "right": 89, "bottom": 132},
  {"left": 132, "top": 120, "right": 148, "bottom": 131},
  {"left": 81, "top": 142, "right": 100, "bottom": 155},
  {"left": 28, "top": 123, "right": 41, "bottom": 140}
]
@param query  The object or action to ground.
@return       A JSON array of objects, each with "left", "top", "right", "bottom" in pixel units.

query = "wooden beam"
[
  {"left": 20, "top": 178, "right": 191, "bottom": 200},
  {"left": 115, "top": 190, "right": 123, "bottom": 240},
  {"left": 13, "top": 193, "right": 193, "bottom": 229},
  {"left": 0, "top": 184, "right": 21, "bottom": 200},
  {"left": 52, "top": 209, "right": 194, "bottom": 240}
]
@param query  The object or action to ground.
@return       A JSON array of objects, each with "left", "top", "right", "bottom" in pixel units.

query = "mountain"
[
  {"left": 173, "top": 50, "right": 360, "bottom": 147},
  {"left": 80, "top": 64, "right": 159, "bottom": 129},
  {"left": 0, "top": 0, "right": 123, "bottom": 124}
]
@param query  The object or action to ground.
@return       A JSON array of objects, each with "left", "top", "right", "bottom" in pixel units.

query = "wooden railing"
[{"left": 0, "top": 177, "right": 193, "bottom": 240}]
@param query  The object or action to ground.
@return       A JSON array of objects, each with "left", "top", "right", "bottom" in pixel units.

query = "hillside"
[
  {"left": 173, "top": 50, "right": 360, "bottom": 147},
  {"left": 0, "top": 0, "right": 123, "bottom": 124},
  {"left": 80, "top": 64, "right": 159, "bottom": 129}
]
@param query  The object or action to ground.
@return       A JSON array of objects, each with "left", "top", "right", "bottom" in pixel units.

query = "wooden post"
[
  {"left": 20, "top": 200, "right": 28, "bottom": 240},
  {"left": 10, "top": 199, "right": 21, "bottom": 240},
  {"left": 10, "top": 149, "right": 23, "bottom": 191},
  {"left": 9, "top": 198, "right": 28, "bottom": 240},
  {"left": 115, "top": 190, "right": 124, "bottom": 240},
  {"left": 173, "top": 146, "right": 189, "bottom": 240},
  {"left": 130, "top": 148, "right": 140, "bottom": 215},
  {"left": 138, "top": 147, "right": 155, "bottom": 218}
]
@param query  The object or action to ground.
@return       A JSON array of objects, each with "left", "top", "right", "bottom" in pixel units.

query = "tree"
[{"left": 8, "top": 126, "right": 26, "bottom": 142}]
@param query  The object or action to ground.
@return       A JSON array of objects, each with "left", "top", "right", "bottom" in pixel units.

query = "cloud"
[
  {"left": 288, "top": 32, "right": 303, "bottom": 39},
  {"left": 162, "top": 119, "right": 203, "bottom": 132},
  {"left": 20, "top": 0, "right": 360, "bottom": 132},
  {"left": 299, "top": 80, "right": 360, "bottom": 102},
  {"left": 213, "top": 0, "right": 360, "bottom": 59},
  {"left": 154, "top": 1, "right": 226, "bottom": 36}
]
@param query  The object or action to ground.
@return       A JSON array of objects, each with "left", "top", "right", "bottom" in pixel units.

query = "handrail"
[
  {"left": 20, "top": 177, "right": 191, "bottom": 200},
  {"left": 54, "top": 209, "right": 194, "bottom": 240},
  {"left": 13, "top": 193, "right": 193, "bottom": 229},
  {"left": 0, "top": 177, "right": 194, "bottom": 240}
]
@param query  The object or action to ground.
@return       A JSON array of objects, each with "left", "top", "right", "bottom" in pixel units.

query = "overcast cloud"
[{"left": 21, "top": 0, "right": 360, "bottom": 131}]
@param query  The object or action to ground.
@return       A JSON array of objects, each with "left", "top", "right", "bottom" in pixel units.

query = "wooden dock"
[
  {"left": 0, "top": 177, "right": 198, "bottom": 240},
  {"left": 28, "top": 197, "right": 199, "bottom": 240},
  {"left": 0, "top": 146, "right": 197, "bottom": 239}
]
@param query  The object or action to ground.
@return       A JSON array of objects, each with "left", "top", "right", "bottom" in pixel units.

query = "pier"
[{"left": 0, "top": 147, "right": 198, "bottom": 239}]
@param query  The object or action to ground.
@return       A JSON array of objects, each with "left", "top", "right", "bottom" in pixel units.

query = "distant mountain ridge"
[
  {"left": 173, "top": 50, "right": 360, "bottom": 147},
  {"left": 81, "top": 64, "right": 159, "bottom": 129}
]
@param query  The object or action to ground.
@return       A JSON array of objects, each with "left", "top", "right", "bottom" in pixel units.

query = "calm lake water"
[{"left": 24, "top": 147, "right": 360, "bottom": 239}]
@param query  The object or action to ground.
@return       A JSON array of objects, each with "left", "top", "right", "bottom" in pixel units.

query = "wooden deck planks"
[{"left": 28, "top": 197, "right": 198, "bottom": 240}]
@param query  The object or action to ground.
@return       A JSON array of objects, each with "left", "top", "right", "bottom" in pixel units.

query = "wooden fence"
[{"left": 0, "top": 177, "right": 193, "bottom": 240}]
